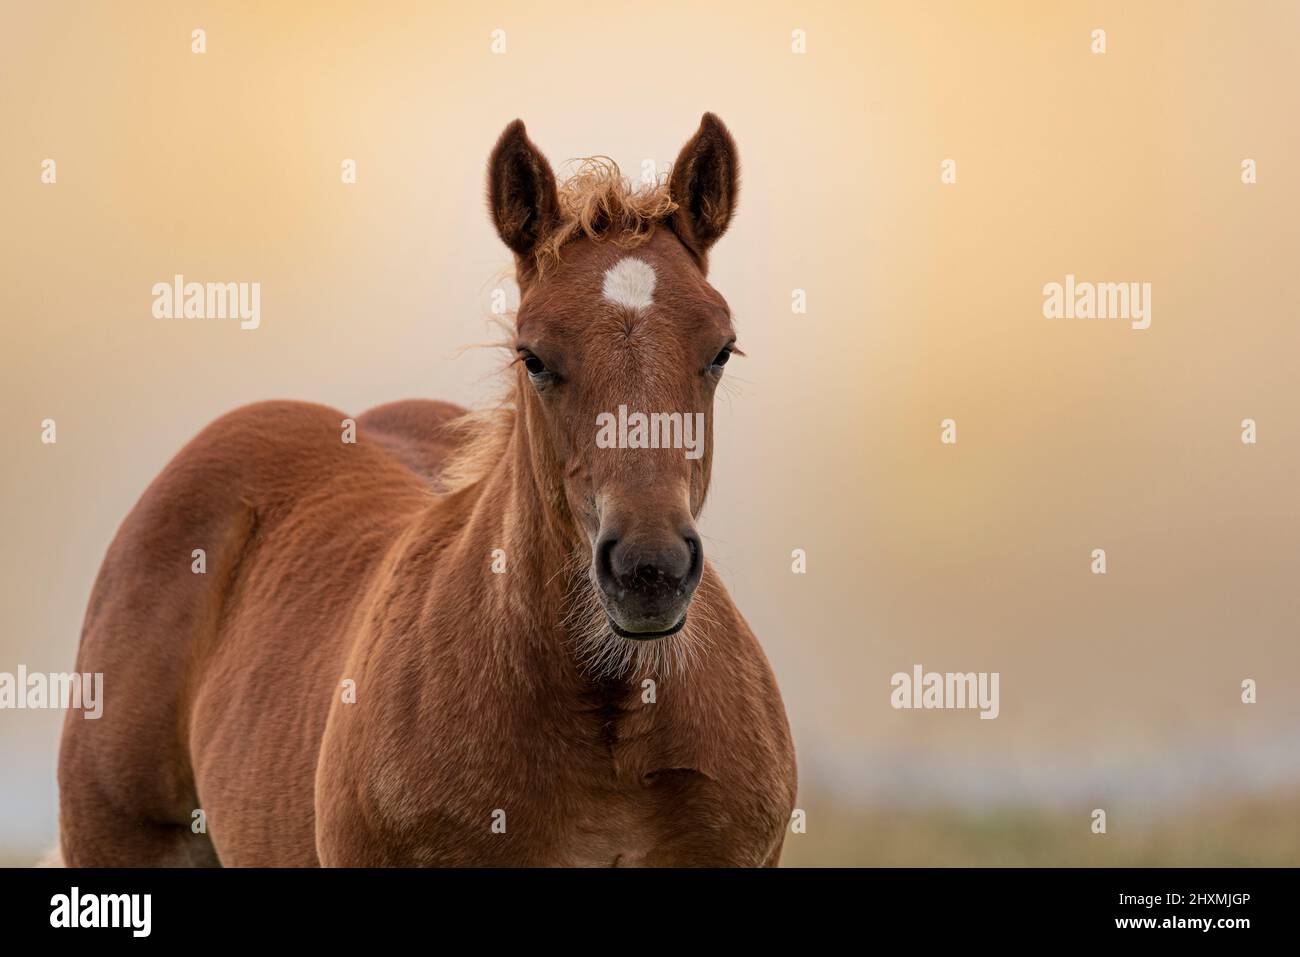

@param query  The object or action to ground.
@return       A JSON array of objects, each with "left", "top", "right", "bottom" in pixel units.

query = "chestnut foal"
[{"left": 58, "top": 114, "right": 796, "bottom": 866}]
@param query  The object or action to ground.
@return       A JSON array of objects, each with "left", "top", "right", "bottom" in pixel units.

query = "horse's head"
[{"left": 487, "top": 114, "right": 739, "bottom": 642}]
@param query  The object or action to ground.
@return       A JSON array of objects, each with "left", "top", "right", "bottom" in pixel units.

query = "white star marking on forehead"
[{"left": 601, "top": 257, "right": 656, "bottom": 312}]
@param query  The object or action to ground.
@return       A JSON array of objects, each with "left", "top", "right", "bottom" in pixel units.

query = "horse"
[{"left": 57, "top": 114, "right": 797, "bottom": 866}]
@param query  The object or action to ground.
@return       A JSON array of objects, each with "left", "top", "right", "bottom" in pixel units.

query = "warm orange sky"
[{"left": 3, "top": 1, "right": 1299, "bottom": 861}]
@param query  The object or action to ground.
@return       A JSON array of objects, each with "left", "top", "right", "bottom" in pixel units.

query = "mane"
[
  {"left": 436, "top": 401, "right": 516, "bottom": 495},
  {"left": 440, "top": 158, "right": 678, "bottom": 493},
  {"left": 535, "top": 156, "right": 678, "bottom": 275}
]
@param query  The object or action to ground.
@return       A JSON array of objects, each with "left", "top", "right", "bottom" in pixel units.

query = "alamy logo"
[
  {"left": 595, "top": 405, "right": 705, "bottom": 460},
  {"left": 1042, "top": 274, "right": 1151, "bottom": 330},
  {"left": 152, "top": 274, "right": 261, "bottom": 330},
  {"left": 0, "top": 667, "right": 102, "bottom": 719},
  {"left": 890, "top": 664, "right": 1000, "bottom": 719},
  {"left": 50, "top": 887, "right": 150, "bottom": 937}
]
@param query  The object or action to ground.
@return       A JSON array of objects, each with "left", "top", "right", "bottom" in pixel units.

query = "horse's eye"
[
  {"left": 710, "top": 348, "right": 731, "bottom": 371},
  {"left": 523, "top": 354, "right": 548, "bottom": 377}
]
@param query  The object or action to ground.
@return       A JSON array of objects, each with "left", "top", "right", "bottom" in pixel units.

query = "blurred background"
[{"left": 2, "top": 1, "right": 1298, "bottom": 865}]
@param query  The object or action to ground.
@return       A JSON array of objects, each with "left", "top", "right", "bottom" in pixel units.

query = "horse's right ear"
[{"left": 487, "top": 120, "right": 560, "bottom": 262}]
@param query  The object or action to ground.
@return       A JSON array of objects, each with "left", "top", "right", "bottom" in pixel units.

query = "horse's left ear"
[{"left": 668, "top": 113, "right": 740, "bottom": 263}]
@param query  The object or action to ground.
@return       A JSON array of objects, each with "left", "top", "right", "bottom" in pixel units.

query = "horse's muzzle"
[{"left": 594, "top": 526, "right": 702, "bottom": 639}]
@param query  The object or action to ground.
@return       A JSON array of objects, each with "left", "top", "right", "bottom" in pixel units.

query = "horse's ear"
[
  {"left": 487, "top": 119, "right": 560, "bottom": 261},
  {"left": 668, "top": 113, "right": 739, "bottom": 262}
]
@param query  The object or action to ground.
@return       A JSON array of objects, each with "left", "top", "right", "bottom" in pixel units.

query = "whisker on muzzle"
[{"left": 559, "top": 549, "right": 706, "bottom": 680}]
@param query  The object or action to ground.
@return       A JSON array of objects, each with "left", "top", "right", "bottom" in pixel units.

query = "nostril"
[
  {"left": 683, "top": 531, "right": 703, "bottom": 585},
  {"left": 596, "top": 535, "right": 619, "bottom": 584}
]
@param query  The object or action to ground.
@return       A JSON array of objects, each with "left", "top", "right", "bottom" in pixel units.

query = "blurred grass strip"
[{"left": 781, "top": 792, "right": 1300, "bottom": 866}]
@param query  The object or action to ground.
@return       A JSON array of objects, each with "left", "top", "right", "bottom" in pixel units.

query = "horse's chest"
[
  {"left": 510, "top": 698, "right": 722, "bottom": 866},
  {"left": 555, "top": 785, "right": 663, "bottom": 867},
  {"left": 328, "top": 682, "right": 768, "bottom": 866},
  {"left": 542, "top": 720, "right": 684, "bottom": 866}
]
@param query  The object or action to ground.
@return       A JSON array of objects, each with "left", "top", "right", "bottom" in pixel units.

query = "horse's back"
[{"left": 58, "top": 398, "right": 469, "bottom": 866}]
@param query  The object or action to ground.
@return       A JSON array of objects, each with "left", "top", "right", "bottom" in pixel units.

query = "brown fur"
[{"left": 58, "top": 115, "right": 796, "bottom": 867}]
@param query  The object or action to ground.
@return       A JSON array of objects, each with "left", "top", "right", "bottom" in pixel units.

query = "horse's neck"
[{"left": 439, "top": 419, "right": 584, "bottom": 672}]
